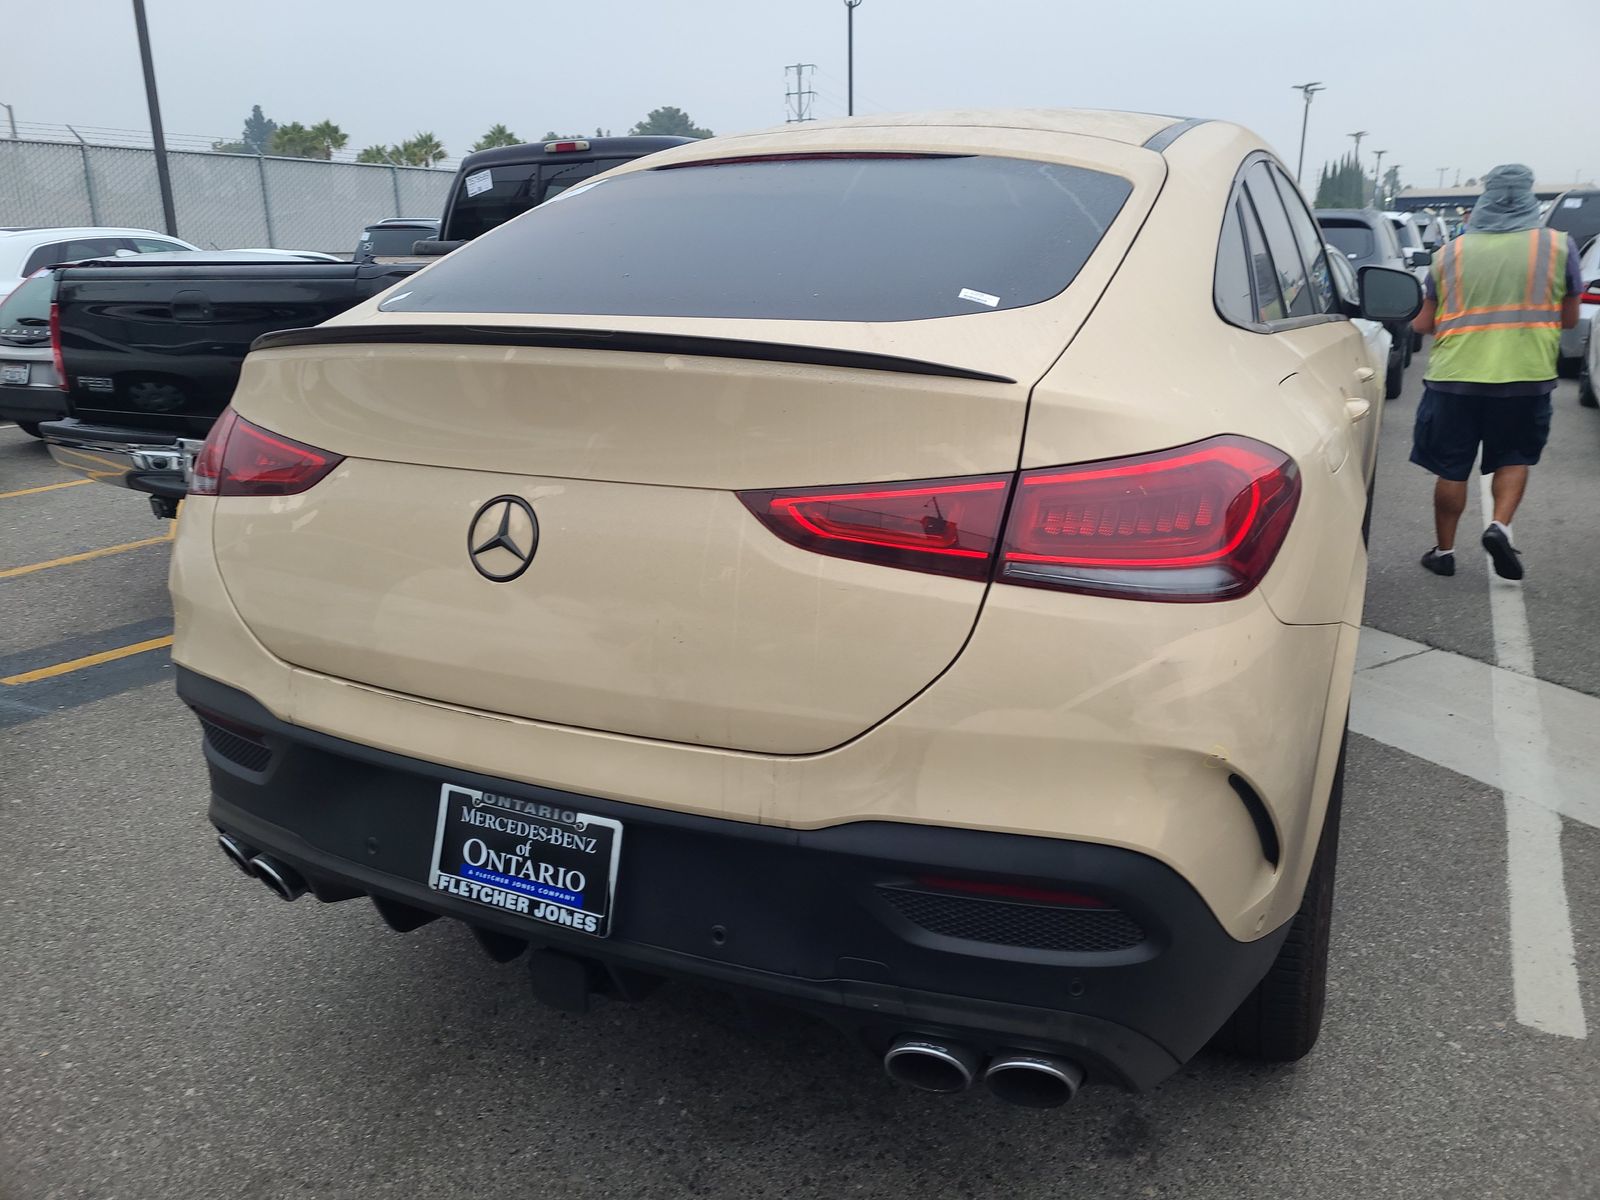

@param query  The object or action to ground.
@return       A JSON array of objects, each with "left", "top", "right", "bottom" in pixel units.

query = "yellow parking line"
[
  {"left": 0, "top": 525, "right": 174, "bottom": 580},
  {"left": 0, "top": 635, "right": 174, "bottom": 686},
  {"left": 0, "top": 479, "right": 93, "bottom": 500}
]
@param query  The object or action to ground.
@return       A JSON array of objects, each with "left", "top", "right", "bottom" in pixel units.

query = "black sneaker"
[
  {"left": 1420, "top": 548, "right": 1456, "bottom": 576},
  {"left": 1482, "top": 525, "right": 1524, "bottom": 580}
]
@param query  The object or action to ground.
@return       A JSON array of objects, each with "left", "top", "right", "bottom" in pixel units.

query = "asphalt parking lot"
[{"left": 3, "top": 363, "right": 1599, "bottom": 1199}]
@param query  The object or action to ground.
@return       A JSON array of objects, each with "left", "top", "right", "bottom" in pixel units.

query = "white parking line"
[
  {"left": 1353, "top": 621, "right": 1593, "bottom": 1039},
  {"left": 1476, "top": 478, "right": 1587, "bottom": 1038}
]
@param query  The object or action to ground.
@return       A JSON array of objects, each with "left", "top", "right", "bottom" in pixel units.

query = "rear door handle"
[
  {"left": 1345, "top": 397, "right": 1372, "bottom": 421},
  {"left": 1354, "top": 367, "right": 1376, "bottom": 382}
]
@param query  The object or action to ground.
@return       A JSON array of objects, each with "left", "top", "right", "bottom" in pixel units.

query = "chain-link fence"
[{"left": 0, "top": 139, "right": 454, "bottom": 256}]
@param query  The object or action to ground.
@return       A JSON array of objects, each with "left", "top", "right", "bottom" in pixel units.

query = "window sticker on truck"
[{"left": 465, "top": 170, "right": 493, "bottom": 198}]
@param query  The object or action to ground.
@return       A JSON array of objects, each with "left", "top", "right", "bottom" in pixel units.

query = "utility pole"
[
  {"left": 1371, "top": 149, "right": 1386, "bottom": 207},
  {"left": 1388, "top": 164, "right": 1402, "bottom": 209},
  {"left": 844, "top": 0, "right": 864, "bottom": 116},
  {"left": 1347, "top": 130, "right": 1367, "bottom": 169},
  {"left": 784, "top": 63, "right": 817, "bottom": 123},
  {"left": 1436, "top": 167, "right": 1448, "bottom": 189},
  {"left": 1290, "top": 82, "right": 1324, "bottom": 185},
  {"left": 0, "top": 101, "right": 15, "bottom": 139},
  {"left": 131, "top": 0, "right": 178, "bottom": 236}
]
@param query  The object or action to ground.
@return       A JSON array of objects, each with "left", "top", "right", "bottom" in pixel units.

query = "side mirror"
[
  {"left": 1358, "top": 265, "right": 1424, "bottom": 323},
  {"left": 1404, "top": 248, "right": 1433, "bottom": 268},
  {"left": 412, "top": 239, "right": 465, "bottom": 257}
]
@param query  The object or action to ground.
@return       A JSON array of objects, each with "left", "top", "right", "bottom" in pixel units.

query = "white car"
[
  {"left": 0, "top": 226, "right": 199, "bottom": 303},
  {"left": 1581, "top": 242, "right": 1600, "bottom": 408},
  {"left": 1326, "top": 243, "right": 1396, "bottom": 400},
  {"left": 1561, "top": 235, "right": 1598, "bottom": 378}
]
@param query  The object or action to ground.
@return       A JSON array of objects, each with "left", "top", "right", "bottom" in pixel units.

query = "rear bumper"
[
  {"left": 181, "top": 665, "right": 1290, "bottom": 1091},
  {"left": 0, "top": 385, "right": 67, "bottom": 425},
  {"left": 39, "top": 417, "right": 197, "bottom": 496}
]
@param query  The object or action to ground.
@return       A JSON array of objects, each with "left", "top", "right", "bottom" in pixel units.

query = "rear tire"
[
  {"left": 1580, "top": 362, "right": 1598, "bottom": 409},
  {"left": 1557, "top": 355, "right": 1580, "bottom": 379},
  {"left": 1410, "top": 330, "right": 1423, "bottom": 353},
  {"left": 1212, "top": 727, "right": 1344, "bottom": 1062},
  {"left": 16, "top": 421, "right": 42, "bottom": 438}
]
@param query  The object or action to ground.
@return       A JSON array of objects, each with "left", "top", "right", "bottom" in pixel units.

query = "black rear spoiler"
[{"left": 249, "top": 324, "right": 1017, "bottom": 384}]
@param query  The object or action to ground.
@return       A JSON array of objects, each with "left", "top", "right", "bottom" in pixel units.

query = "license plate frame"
[
  {"left": 428, "top": 783, "right": 622, "bottom": 938},
  {"left": 0, "top": 364, "right": 29, "bottom": 385}
]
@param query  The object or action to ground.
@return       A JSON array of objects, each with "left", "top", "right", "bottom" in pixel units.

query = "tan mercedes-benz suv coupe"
[{"left": 170, "top": 110, "right": 1421, "bottom": 1107}]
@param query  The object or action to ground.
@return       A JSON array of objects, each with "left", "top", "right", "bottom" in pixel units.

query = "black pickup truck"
[{"left": 41, "top": 135, "right": 690, "bottom": 514}]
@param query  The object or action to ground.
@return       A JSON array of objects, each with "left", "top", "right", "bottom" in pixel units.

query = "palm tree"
[
  {"left": 356, "top": 145, "right": 394, "bottom": 164},
  {"left": 398, "top": 131, "right": 446, "bottom": 166},
  {"left": 268, "top": 121, "right": 318, "bottom": 158},
  {"left": 472, "top": 123, "right": 521, "bottom": 151},
  {"left": 308, "top": 120, "right": 349, "bottom": 160}
]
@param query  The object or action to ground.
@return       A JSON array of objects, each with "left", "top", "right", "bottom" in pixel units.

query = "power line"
[{"left": 784, "top": 63, "right": 817, "bottom": 123}]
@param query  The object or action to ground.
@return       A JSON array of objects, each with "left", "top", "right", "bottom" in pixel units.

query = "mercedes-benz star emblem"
[{"left": 467, "top": 495, "right": 540, "bottom": 582}]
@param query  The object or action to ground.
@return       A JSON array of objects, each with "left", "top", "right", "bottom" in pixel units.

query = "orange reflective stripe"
[
  {"left": 1444, "top": 301, "right": 1561, "bottom": 317},
  {"left": 1548, "top": 229, "right": 1563, "bottom": 299},
  {"left": 1435, "top": 241, "right": 1455, "bottom": 318},
  {"left": 1450, "top": 235, "right": 1465, "bottom": 318},
  {"left": 1436, "top": 320, "right": 1562, "bottom": 336},
  {"left": 1525, "top": 228, "right": 1541, "bottom": 305}
]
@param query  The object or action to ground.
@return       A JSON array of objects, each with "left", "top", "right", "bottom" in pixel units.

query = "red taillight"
[
  {"left": 1582, "top": 283, "right": 1600, "bottom": 305},
  {"left": 188, "top": 408, "right": 342, "bottom": 498},
  {"left": 998, "top": 435, "right": 1300, "bottom": 602},
  {"left": 49, "top": 301, "right": 66, "bottom": 390},
  {"left": 737, "top": 475, "right": 1010, "bottom": 580},
  {"left": 736, "top": 436, "right": 1300, "bottom": 601},
  {"left": 913, "top": 875, "right": 1110, "bottom": 909}
]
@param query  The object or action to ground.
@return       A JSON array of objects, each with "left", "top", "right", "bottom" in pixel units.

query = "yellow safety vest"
[{"left": 1428, "top": 228, "right": 1568, "bottom": 385}]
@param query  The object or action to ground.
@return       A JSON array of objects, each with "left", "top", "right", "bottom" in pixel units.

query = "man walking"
[{"left": 1410, "top": 164, "right": 1582, "bottom": 580}]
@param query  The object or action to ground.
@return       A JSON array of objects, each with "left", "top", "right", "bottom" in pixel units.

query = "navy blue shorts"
[{"left": 1409, "top": 387, "right": 1553, "bottom": 482}]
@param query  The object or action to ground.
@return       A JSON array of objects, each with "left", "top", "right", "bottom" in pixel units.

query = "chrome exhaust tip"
[
  {"left": 883, "top": 1036, "right": 981, "bottom": 1094},
  {"left": 217, "top": 833, "right": 258, "bottom": 877},
  {"left": 983, "top": 1052, "right": 1085, "bottom": 1108},
  {"left": 248, "top": 854, "right": 307, "bottom": 902}
]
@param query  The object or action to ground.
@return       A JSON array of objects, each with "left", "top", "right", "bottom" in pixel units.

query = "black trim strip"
[
  {"left": 1142, "top": 117, "right": 1210, "bottom": 152},
  {"left": 250, "top": 324, "right": 1017, "bottom": 385}
]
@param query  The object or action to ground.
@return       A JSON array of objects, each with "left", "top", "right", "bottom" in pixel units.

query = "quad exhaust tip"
[
  {"left": 983, "top": 1052, "right": 1085, "bottom": 1108},
  {"left": 882, "top": 1037, "right": 982, "bottom": 1094},
  {"left": 247, "top": 854, "right": 308, "bottom": 902}
]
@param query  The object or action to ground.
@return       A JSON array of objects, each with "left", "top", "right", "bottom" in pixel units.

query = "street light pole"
[
  {"left": 1291, "top": 82, "right": 1324, "bottom": 185},
  {"left": 844, "top": 0, "right": 863, "bottom": 117},
  {"left": 0, "top": 102, "right": 16, "bottom": 139},
  {"left": 1371, "top": 149, "right": 1386, "bottom": 207},
  {"left": 1347, "top": 130, "right": 1367, "bottom": 167},
  {"left": 1436, "top": 167, "right": 1448, "bottom": 189},
  {"left": 131, "top": 0, "right": 178, "bottom": 237}
]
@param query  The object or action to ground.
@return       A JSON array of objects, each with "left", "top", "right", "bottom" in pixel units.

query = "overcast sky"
[{"left": 6, "top": 0, "right": 1594, "bottom": 188}]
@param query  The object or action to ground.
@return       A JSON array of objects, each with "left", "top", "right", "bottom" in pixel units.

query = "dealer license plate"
[
  {"left": 0, "top": 364, "right": 28, "bottom": 385},
  {"left": 429, "top": 783, "right": 621, "bottom": 937}
]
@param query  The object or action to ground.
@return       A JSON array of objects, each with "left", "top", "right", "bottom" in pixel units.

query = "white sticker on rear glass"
[
  {"left": 1562, "top": 197, "right": 1583, "bottom": 208},
  {"left": 958, "top": 287, "right": 1000, "bottom": 308},
  {"left": 464, "top": 169, "right": 493, "bottom": 197}
]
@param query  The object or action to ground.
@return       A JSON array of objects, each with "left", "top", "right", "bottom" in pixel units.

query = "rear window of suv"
[
  {"left": 1322, "top": 221, "right": 1377, "bottom": 265},
  {"left": 0, "top": 273, "right": 52, "bottom": 344},
  {"left": 384, "top": 154, "right": 1134, "bottom": 322}
]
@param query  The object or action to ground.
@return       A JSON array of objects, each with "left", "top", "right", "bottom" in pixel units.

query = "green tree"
[
  {"left": 269, "top": 121, "right": 319, "bottom": 158},
  {"left": 242, "top": 105, "right": 277, "bottom": 154},
  {"left": 628, "top": 106, "right": 712, "bottom": 138},
  {"left": 395, "top": 131, "right": 446, "bottom": 166},
  {"left": 1314, "top": 153, "right": 1368, "bottom": 208},
  {"left": 213, "top": 105, "right": 278, "bottom": 154},
  {"left": 473, "top": 123, "right": 521, "bottom": 150},
  {"left": 356, "top": 144, "right": 395, "bottom": 164},
  {"left": 308, "top": 120, "right": 349, "bottom": 160}
]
